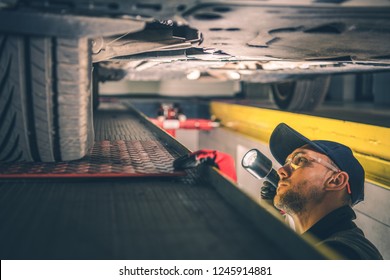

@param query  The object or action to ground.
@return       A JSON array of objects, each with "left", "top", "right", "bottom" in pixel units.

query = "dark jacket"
[{"left": 302, "top": 205, "right": 383, "bottom": 260}]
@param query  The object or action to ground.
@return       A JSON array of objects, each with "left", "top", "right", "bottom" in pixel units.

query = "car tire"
[
  {"left": 271, "top": 76, "right": 331, "bottom": 111},
  {"left": 0, "top": 34, "right": 94, "bottom": 162}
]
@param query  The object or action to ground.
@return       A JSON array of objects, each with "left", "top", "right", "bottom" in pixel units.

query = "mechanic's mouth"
[{"left": 278, "top": 182, "right": 289, "bottom": 189}]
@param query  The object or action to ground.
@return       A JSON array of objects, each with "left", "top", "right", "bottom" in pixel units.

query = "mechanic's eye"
[{"left": 292, "top": 154, "right": 309, "bottom": 167}]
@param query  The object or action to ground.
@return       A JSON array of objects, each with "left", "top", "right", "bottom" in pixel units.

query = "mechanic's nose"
[{"left": 277, "top": 164, "right": 291, "bottom": 179}]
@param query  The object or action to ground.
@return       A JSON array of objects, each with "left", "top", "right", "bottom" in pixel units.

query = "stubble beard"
[{"left": 274, "top": 179, "right": 323, "bottom": 215}]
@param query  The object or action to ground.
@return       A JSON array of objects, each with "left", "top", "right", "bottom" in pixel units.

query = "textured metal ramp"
[
  {"left": 0, "top": 103, "right": 326, "bottom": 260},
  {"left": 0, "top": 105, "right": 184, "bottom": 178},
  {"left": 0, "top": 176, "right": 280, "bottom": 259},
  {"left": 0, "top": 140, "right": 184, "bottom": 178}
]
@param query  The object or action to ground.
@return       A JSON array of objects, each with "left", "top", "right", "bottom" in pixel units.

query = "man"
[{"left": 263, "top": 123, "right": 383, "bottom": 259}]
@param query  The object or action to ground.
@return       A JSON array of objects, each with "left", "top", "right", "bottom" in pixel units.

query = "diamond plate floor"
[{"left": 0, "top": 106, "right": 184, "bottom": 178}]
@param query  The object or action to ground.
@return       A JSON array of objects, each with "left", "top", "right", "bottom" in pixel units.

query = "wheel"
[
  {"left": 0, "top": 34, "right": 94, "bottom": 162},
  {"left": 271, "top": 76, "right": 331, "bottom": 111}
]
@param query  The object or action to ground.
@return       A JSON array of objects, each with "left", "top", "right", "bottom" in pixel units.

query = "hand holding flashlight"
[
  {"left": 261, "top": 181, "right": 277, "bottom": 200},
  {"left": 242, "top": 149, "right": 279, "bottom": 203},
  {"left": 241, "top": 149, "right": 279, "bottom": 188}
]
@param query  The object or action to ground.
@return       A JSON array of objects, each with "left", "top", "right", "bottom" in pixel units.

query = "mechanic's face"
[{"left": 274, "top": 146, "right": 336, "bottom": 215}]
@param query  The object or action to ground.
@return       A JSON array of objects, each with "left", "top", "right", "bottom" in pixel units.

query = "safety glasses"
[
  {"left": 284, "top": 152, "right": 351, "bottom": 194},
  {"left": 285, "top": 152, "right": 340, "bottom": 172}
]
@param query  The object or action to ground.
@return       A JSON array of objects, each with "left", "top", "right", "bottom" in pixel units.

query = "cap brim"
[{"left": 270, "top": 123, "right": 326, "bottom": 165}]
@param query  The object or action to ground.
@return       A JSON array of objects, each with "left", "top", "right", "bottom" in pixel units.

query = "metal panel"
[{"left": 0, "top": 10, "right": 146, "bottom": 38}]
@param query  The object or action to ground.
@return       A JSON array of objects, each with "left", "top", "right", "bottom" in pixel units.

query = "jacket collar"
[{"left": 302, "top": 205, "right": 357, "bottom": 240}]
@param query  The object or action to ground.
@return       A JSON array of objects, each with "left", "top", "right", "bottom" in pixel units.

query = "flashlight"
[{"left": 241, "top": 149, "right": 279, "bottom": 188}]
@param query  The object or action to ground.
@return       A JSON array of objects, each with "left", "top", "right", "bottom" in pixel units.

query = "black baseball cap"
[{"left": 269, "top": 123, "right": 365, "bottom": 205}]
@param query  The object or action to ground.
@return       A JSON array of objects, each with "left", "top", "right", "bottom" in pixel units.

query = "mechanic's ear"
[{"left": 325, "top": 171, "right": 349, "bottom": 191}]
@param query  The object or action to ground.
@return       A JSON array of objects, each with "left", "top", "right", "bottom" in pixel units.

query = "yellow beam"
[{"left": 210, "top": 102, "right": 390, "bottom": 189}]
